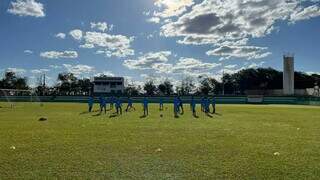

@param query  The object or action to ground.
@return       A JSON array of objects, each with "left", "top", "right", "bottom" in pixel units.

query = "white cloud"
[
  {"left": 206, "top": 46, "right": 272, "bottom": 61},
  {"left": 95, "top": 71, "right": 115, "bottom": 77},
  {"left": 63, "top": 64, "right": 95, "bottom": 76},
  {"left": 69, "top": 29, "right": 83, "bottom": 41},
  {"left": 90, "top": 22, "right": 108, "bottom": 32},
  {"left": 40, "top": 51, "right": 78, "bottom": 59},
  {"left": 153, "top": 0, "right": 194, "bottom": 18},
  {"left": 147, "top": 17, "right": 161, "bottom": 24},
  {"left": 49, "top": 65, "right": 61, "bottom": 69},
  {"left": 224, "top": 64, "right": 237, "bottom": 69},
  {"left": 6, "top": 67, "right": 26, "bottom": 75},
  {"left": 24, "top": 50, "right": 33, "bottom": 54},
  {"left": 81, "top": 31, "right": 135, "bottom": 58},
  {"left": 153, "top": 0, "right": 320, "bottom": 60},
  {"left": 55, "top": 33, "right": 66, "bottom": 39},
  {"left": 290, "top": 5, "right": 320, "bottom": 22},
  {"left": 8, "top": 0, "right": 45, "bottom": 17},
  {"left": 124, "top": 51, "right": 221, "bottom": 78},
  {"left": 173, "top": 57, "right": 221, "bottom": 74},
  {"left": 31, "top": 69, "right": 49, "bottom": 74},
  {"left": 123, "top": 51, "right": 172, "bottom": 70}
]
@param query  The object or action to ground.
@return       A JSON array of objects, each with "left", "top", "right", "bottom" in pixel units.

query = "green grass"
[{"left": 0, "top": 102, "right": 320, "bottom": 179}]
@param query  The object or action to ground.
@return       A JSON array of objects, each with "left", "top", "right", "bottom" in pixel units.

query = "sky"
[{"left": 0, "top": 0, "right": 320, "bottom": 86}]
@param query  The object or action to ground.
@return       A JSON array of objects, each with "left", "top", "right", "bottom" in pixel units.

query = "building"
[
  {"left": 283, "top": 55, "right": 295, "bottom": 95},
  {"left": 92, "top": 76, "right": 124, "bottom": 95}
]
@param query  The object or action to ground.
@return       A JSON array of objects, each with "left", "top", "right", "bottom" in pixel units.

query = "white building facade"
[{"left": 93, "top": 76, "right": 124, "bottom": 95}]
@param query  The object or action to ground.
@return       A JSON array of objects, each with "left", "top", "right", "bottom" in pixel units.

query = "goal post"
[{"left": 0, "top": 89, "right": 43, "bottom": 108}]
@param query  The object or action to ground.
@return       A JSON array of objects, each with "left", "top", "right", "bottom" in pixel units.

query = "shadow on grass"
[
  {"left": 193, "top": 114, "right": 199, "bottom": 118},
  {"left": 140, "top": 115, "right": 148, "bottom": 119},
  {"left": 92, "top": 113, "right": 102, "bottom": 117}
]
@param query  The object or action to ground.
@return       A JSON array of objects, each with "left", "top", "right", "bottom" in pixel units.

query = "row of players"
[{"left": 88, "top": 96, "right": 216, "bottom": 117}]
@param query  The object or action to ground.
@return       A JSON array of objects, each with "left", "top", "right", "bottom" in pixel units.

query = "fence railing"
[{"left": 0, "top": 96, "right": 319, "bottom": 105}]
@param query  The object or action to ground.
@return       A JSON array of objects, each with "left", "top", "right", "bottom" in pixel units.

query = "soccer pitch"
[{"left": 0, "top": 103, "right": 320, "bottom": 179}]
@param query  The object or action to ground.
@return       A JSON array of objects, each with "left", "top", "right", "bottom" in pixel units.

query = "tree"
[
  {"left": 158, "top": 80, "right": 174, "bottom": 95},
  {"left": 176, "top": 77, "right": 195, "bottom": 95},
  {"left": 143, "top": 81, "right": 157, "bottom": 96},
  {"left": 0, "top": 71, "right": 28, "bottom": 90},
  {"left": 198, "top": 77, "right": 220, "bottom": 95},
  {"left": 56, "top": 73, "right": 78, "bottom": 95},
  {"left": 124, "top": 85, "right": 140, "bottom": 96}
]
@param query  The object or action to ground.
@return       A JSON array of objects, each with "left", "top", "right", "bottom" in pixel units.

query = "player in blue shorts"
[
  {"left": 126, "top": 97, "right": 135, "bottom": 112},
  {"left": 204, "top": 97, "right": 210, "bottom": 114},
  {"left": 201, "top": 97, "right": 205, "bottom": 112},
  {"left": 99, "top": 96, "right": 107, "bottom": 114},
  {"left": 109, "top": 96, "right": 115, "bottom": 110},
  {"left": 178, "top": 96, "right": 184, "bottom": 114},
  {"left": 143, "top": 97, "right": 149, "bottom": 116},
  {"left": 115, "top": 97, "right": 122, "bottom": 115},
  {"left": 173, "top": 97, "right": 179, "bottom": 117},
  {"left": 211, "top": 96, "right": 216, "bottom": 114},
  {"left": 88, "top": 96, "right": 94, "bottom": 112},
  {"left": 190, "top": 96, "right": 196, "bottom": 116},
  {"left": 159, "top": 97, "right": 164, "bottom": 111}
]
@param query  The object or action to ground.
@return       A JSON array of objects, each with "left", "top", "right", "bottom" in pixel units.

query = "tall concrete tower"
[{"left": 283, "top": 55, "right": 295, "bottom": 95}]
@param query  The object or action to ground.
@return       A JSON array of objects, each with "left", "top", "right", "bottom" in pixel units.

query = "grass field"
[{"left": 0, "top": 102, "right": 320, "bottom": 179}]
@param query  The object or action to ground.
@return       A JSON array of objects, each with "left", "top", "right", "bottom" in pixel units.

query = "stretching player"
[
  {"left": 88, "top": 96, "right": 94, "bottom": 112},
  {"left": 116, "top": 97, "right": 122, "bottom": 115},
  {"left": 126, "top": 97, "right": 135, "bottom": 112},
  {"left": 99, "top": 96, "right": 107, "bottom": 114},
  {"left": 159, "top": 97, "right": 164, "bottom": 111},
  {"left": 178, "top": 96, "right": 184, "bottom": 114},
  {"left": 143, "top": 97, "right": 149, "bottom": 116},
  {"left": 190, "top": 96, "right": 196, "bottom": 117},
  {"left": 173, "top": 97, "right": 179, "bottom": 117},
  {"left": 211, "top": 96, "right": 216, "bottom": 114}
]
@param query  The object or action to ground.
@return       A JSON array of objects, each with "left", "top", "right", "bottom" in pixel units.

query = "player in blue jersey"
[
  {"left": 190, "top": 96, "right": 196, "bottom": 116},
  {"left": 173, "top": 97, "right": 179, "bottom": 117},
  {"left": 204, "top": 97, "right": 210, "bottom": 114},
  {"left": 143, "top": 97, "right": 149, "bottom": 116},
  {"left": 200, "top": 97, "right": 205, "bottom": 112},
  {"left": 159, "top": 97, "right": 164, "bottom": 111},
  {"left": 99, "top": 96, "right": 107, "bottom": 114},
  {"left": 211, "top": 96, "right": 216, "bottom": 114},
  {"left": 109, "top": 96, "right": 115, "bottom": 110},
  {"left": 88, "top": 96, "right": 94, "bottom": 112},
  {"left": 115, "top": 97, "right": 122, "bottom": 115},
  {"left": 126, "top": 97, "right": 135, "bottom": 112},
  {"left": 177, "top": 96, "right": 184, "bottom": 114}
]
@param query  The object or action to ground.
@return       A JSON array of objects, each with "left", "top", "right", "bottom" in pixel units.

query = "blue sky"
[{"left": 0, "top": 0, "right": 320, "bottom": 86}]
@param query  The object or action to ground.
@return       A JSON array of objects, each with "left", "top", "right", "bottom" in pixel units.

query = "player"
[
  {"left": 116, "top": 97, "right": 122, "bottom": 115},
  {"left": 109, "top": 96, "right": 115, "bottom": 110},
  {"left": 126, "top": 97, "right": 135, "bottom": 112},
  {"left": 211, "top": 96, "right": 216, "bottom": 114},
  {"left": 159, "top": 97, "right": 164, "bottom": 111},
  {"left": 99, "top": 96, "right": 107, "bottom": 114},
  {"left": 178, "top": 96, "right": 184, "bottom": 114},
  {"left": 204, "top": 97, "right": 210, "bottom": 114},
  {"left": 173, "top": 97, "right": 179, "bottom": 117},
  {"left": 190, "top": 96, "right": 196, "bottom": 116},
  {"left": 200, "top": 97, "right": 205, "bottom": 112},
  {"left": 143, "top": 97, "right": 149, "bottom": 116},
  {"left": 88, "top": 96, "right": 94, "bottom": 112}
]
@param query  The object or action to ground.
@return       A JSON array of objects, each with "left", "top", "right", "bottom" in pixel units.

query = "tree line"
[{"left": 0, "top": 68, "right": 319, "bottom": 96}]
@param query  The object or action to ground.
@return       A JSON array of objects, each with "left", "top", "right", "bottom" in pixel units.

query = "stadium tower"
[{"left": 283, "top": 54, "right": 295, "bottom": 95}]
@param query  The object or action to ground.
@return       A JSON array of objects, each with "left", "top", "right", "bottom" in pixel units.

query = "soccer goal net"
[{"left": 0, "top": 89, "right": 43, "bottom": 108}]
